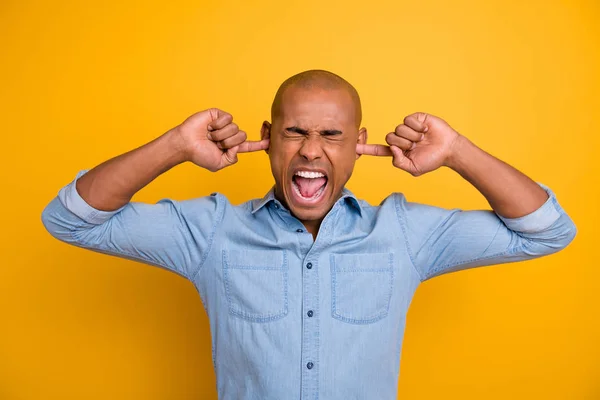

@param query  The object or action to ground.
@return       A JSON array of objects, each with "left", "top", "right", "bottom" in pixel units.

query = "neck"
[
  {"left": 301, "top": 219, "right": 322, "bottom": 240},
  {"left": 272, "top": 185, "right": 345, "bottom": 240}
]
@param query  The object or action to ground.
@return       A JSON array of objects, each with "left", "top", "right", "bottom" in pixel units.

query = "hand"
[
  {"left": 173, "top": 108, "right": 269, "bottom": 172},
  {"left": 356, "top": 113, "right": 461, "bottom": 176}
]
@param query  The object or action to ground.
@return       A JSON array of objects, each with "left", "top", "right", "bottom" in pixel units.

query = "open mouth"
[{"left": 291, "top": 170, "right": 328, "bottom": 204}]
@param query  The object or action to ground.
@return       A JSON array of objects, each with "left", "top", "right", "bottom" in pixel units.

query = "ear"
[
  {"left": 261, "top": 121, "right": 271, "bottom": 154},
  {"left": 356, "top": 127, "right": 367, "bottom": 160}
]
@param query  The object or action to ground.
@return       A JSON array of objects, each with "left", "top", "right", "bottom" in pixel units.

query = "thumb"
[
  {"left": 390, "top": 145, "right": 416, "bottom": 175},
  {"left": 222, "top": 145, "right": 240, "bottom": 167}
]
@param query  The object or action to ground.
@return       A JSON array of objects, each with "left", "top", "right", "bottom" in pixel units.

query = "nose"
[{"left": 298, "top": 134, "right": 324, "bottom": 162}]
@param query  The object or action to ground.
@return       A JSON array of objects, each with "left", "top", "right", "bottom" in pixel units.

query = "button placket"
[
  {"left": 301, "top": 254, "right": 319, "bottom": 396},
  {"left": 300, "top": 204, "right": 340, "bottom": 398}
]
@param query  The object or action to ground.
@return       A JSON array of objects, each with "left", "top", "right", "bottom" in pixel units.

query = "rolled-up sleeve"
[
  {"left": 56, "top": 170, "right": 128, "bottom": 224},
  {"left": 496, "top": 188, "right": 561, "bottom": 233},
  {"left": 395, "top": 183, "right": 577, "bottom": 282},
  {"left": 41, "top": 170, "right": 224, "bottom": 281}
]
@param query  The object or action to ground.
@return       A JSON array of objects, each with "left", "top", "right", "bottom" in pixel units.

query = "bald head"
[
  {"left": 271, "top": 70, "right": 362, "bottom": 127},
  {"left": 261, "top": 69, "right": 369, "bottom": 228}
]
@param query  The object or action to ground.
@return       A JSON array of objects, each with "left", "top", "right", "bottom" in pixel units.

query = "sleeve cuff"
[
  {"left": 57, "top": 169, "right": 127, "bottom": 225},
  {"left": 496, "top": 183, "right": 561, "bottom": 233}
]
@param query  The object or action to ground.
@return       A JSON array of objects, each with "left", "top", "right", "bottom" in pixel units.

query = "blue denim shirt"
[{"left": 41, "top": 170, "right": 576, "bottom": 400}]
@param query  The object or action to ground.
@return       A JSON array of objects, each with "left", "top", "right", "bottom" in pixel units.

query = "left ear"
[{"left": 356, "top": 127, "right": 367, "bottom": 160}]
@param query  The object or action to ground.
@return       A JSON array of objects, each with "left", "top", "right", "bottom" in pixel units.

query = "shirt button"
[
  {"left": 306, "top": 262, "right": 312, "bottom": 269},
  {"left": 307, "top": 362, "right": 314, "bottom": 370},
  {"left": 296, "top": 228, "right": 303, "bottom": 233},
  {"left": 307, "top": 310, "right": 313, "bottom": 317},
  {"left": 274, "top": 204, "right": 280, "bottom": 209}
]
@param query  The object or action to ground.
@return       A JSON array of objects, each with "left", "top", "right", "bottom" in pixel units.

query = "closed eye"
[
  {"left": 285, "top": 126, "right": 308, "bottom": 135},
  {"left": 284, "top": 127, "right": 343, "bottom": 137}
]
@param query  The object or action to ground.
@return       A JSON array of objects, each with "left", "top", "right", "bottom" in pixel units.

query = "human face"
[{"left": 261, "top": 86, "right": 367, "bottom": 227}]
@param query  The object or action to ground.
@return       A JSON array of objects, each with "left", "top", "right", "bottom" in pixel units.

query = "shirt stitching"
[
  {"left": 393, "top": 194, "right": 425, "bottom": 282},
  {"left": 191, "top": 195, "right": 226, "bottom": 281}
]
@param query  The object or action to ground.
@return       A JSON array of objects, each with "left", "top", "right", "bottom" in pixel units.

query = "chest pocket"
[
  {"left": 223, "top": 249, "right": 288, "bottom": 323},
  {"left": 330, "top": 252, "right": 394, "bottom": 324}
]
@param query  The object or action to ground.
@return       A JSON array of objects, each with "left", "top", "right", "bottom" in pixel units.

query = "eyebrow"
[{"left": 285, "top": 126, "right": 343, "bottom": 135}]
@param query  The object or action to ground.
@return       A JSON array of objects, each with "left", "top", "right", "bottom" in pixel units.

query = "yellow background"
[{"left": 1, "top": 0, "right": 598, "bottom": 398}]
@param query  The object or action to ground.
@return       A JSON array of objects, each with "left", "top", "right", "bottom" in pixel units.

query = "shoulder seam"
[
  {"left": 393, "top": 193, "right": 425, "bottom": 283},
  {"left": 190, "top": 195, "right": 226, "bottom": 281}
]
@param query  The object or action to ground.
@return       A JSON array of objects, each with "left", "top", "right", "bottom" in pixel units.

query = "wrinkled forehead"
[{"left": 276, "top": 86, "right": 359, "bottom": 129}]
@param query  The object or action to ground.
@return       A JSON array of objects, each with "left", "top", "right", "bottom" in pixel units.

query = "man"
[{"left": 41, "top": 70, "right": 576, "bottom": 399}]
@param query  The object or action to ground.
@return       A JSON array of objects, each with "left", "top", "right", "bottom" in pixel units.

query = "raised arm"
[
  {"left": 357, "top": 112, "right": 576, "bottom": 281},
  {"left": 41, "top": 108, "right": 269, "bottom": 280},
  {"left": 76, "top": 108, "right": 268, "bottom": 211}
]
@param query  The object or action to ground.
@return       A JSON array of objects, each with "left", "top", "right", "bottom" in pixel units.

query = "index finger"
[
  {"left": 356, "top": 143, "right": 393, "bottom": 157},
  {"left": 237, "top": 139, "right": 270, "bottom": 153}
]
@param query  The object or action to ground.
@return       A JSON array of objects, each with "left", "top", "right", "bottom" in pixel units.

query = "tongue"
[{"left": 295, "top": 176, "right": 327, "bottom": 198}]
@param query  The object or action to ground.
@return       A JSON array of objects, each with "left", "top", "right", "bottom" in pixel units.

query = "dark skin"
[
  {"left": 75, "top": 69, "right": 547, "bottom": 247},
  {"left": 261, "top": 85, "right": 367, "bottom": 237}
]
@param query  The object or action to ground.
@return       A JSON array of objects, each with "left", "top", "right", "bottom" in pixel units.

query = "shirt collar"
[{"left": 251, "top": 186, "right": 362, "bottom": 216}]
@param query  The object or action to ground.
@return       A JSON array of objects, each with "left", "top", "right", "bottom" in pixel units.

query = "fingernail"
[
  {"left": 423, "top": 126, "right": 428, "bottom": 133},
  {"left": 207, "top": 133, "right": 213, "bottom": 140},
  {"left": 420, "top": 133, "right": 425, "bottom": 141}
]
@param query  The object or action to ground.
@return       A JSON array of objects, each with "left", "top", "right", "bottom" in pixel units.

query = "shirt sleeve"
[
  {"left": 41, "top": 169, "right": 224, "bottom": 281},
  {"left": 394, "top": 183, "right": 577, "bottom": 282}
]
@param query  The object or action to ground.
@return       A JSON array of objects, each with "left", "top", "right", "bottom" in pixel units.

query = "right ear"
[{"left": 261, "top": 121, "right": 271, "bottom": 154}]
